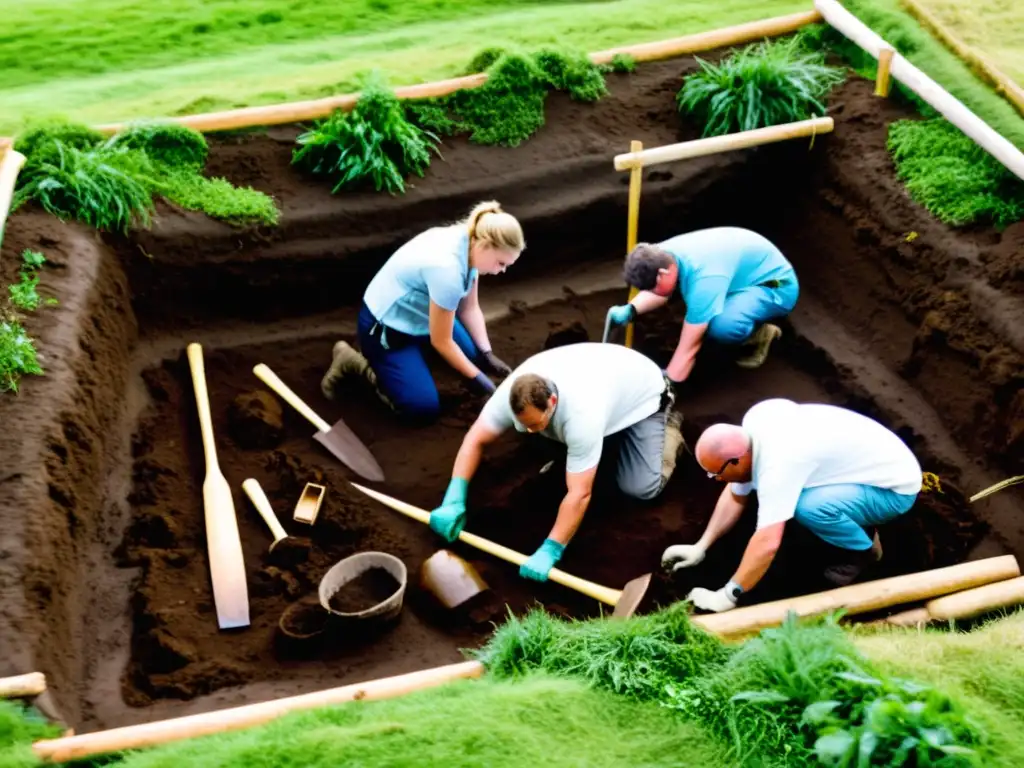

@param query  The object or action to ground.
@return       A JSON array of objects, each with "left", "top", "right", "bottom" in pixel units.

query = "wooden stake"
[
  {"left": 693, "top": 555, "right": 1020, "bottom": 640},
  {"left": 623, "top": 139, "right": 643, "bottom": 349},
  {"left": 32, "top": 661, "right": 484, "bottom": 763},
  {"left": 0, "top": 672, "right": 46, "bottom": 699},
  {"left": 613, "top": 117, "right": 834, "bottom": 171},
  {"left": 875, "top": 46, "right": 895, "bottom": 97}
]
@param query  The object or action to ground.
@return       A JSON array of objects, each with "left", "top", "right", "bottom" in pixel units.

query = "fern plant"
[
  {"left": 13, "top": 140, "right": 158, "bottom": 232},
  {"left": 292, "top": 73, "right": 440, "bottom": 195},
  {"left": 677, "top": 37, "right": 845, "bottom": 136}
]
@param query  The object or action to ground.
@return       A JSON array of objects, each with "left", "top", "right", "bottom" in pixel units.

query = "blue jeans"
[
  {"left": 357, "top": 302, "right": 481, "bottom": 421},
  {"left": 707, "top": 280, "right": 800, "bottom": 344},
  {"left": 794, "top": 483, "right": 918, "bottom": 551}
]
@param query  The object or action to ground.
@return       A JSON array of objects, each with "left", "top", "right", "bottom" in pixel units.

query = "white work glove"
[
  {"left": 687, "top": 586, "right": 737, "bottom": 613},
  {"left": 662, "top": 543, "right": 706, "bottom": 572}
]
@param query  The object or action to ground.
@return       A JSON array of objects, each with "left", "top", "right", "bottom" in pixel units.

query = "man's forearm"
[
  {"left": 664, "top": 347, "right": 698, "bottom": 382},
  {"left": 730, "top": 526, "right": 782, "bottom": 592},
  {"left": 451, "top": 436, "right": 485, "bottom": 482},
  {"left": 697, "top": 490, "right": 747, "bottom": 549},
  {"left": 548, "top": 490, "right": 592, "bottom": 546}
]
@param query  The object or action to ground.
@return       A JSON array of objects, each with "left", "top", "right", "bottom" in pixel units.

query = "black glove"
[
  {"left": 480, "top": 349, "right": 512, "bottom": 377},
  {"left": 468, "top": 371, "right": 497, "bottom": 395}
]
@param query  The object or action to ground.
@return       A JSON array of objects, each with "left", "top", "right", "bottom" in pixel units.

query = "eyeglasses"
[{"left": 706, "top": 457, "right": 739, "bottom": 479}]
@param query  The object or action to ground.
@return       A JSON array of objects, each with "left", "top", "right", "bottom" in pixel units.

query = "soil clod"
[{"left": 228, "top": 390, "right": 285, "bottom": 449}]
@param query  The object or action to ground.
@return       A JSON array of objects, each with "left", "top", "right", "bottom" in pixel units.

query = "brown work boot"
[
  {"left": 735, "top": 323, "right": 782, "bottom": 369},
  {"left": 660, "top": 409, "right": 688, "bottom": 486},
  {"left": 321, "top": 341, "right": 395, "bottom": 411},
  {"left": 321, "top": 341, "right": 370, "bottom": 399}
]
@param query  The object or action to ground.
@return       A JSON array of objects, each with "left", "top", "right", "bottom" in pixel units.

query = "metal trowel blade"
[
  {"left": 313, "top": 418, "right": 385, "bottom": 482},
  {"left": 612, "top": 572, "right": 652, "bottom": 618}
]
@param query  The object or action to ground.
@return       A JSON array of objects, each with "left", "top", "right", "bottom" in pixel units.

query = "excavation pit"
[{"left": 0, "top": 55, "right": 1021, "bottom": 734}]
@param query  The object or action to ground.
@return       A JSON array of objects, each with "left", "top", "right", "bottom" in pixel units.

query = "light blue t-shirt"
[
  {"left": 659, "top": 227, "right": 796, "bottom": 326},
  {"left": 363, "top": 225, "right": 478, "bottom": 336}
]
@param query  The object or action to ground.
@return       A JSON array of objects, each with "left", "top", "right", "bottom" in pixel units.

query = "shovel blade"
[
  {"left": 612, "top": 572, "right": 652, "bottom": 618},
  {"left": 313, "top": 418, "right": 385, "bottom": 482}
]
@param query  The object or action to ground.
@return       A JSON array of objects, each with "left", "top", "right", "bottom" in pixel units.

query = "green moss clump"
[{"left": 110, "top": 122, "right": 209, "bottom": 169}]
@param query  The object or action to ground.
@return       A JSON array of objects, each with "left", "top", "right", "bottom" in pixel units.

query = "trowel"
[{"left": 253, "top": 364, "right": 384, "bottom": 483}]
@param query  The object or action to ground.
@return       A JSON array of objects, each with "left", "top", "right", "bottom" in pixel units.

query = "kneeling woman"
[{"left": 322, "top": 201, "right": 525, "bottom": 421}]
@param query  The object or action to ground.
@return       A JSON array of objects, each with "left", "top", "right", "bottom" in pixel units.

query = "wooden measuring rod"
[{"left": 349, "top": 483, "right": 651, "bottom": 618}]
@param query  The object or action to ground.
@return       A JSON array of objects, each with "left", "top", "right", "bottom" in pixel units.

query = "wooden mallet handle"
[
  {"left": 349, "top": 482, "right": 622, "bottom": 606},
  {"left": 242, "top": 479, "right": 288, "bottom": 544}
]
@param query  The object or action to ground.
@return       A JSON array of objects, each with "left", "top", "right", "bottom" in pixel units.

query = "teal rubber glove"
[
  {"left": 429, "top": 477, "right": 469, "bottom": 542},
  {"left": 607, "top": 304, "right": 637, "bottom": 326},
  {"left": 520, "top": 538, "right": 565, "bottom": 582}
]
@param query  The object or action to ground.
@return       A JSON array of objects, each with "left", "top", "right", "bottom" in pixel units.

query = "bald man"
[{"left": 663, "top": 398, "right": 922, "bottom": 613}]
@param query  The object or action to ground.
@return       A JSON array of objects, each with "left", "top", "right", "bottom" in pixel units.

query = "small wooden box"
[{"left": 293, "top": 482, "right": 325, "bottom": 525}]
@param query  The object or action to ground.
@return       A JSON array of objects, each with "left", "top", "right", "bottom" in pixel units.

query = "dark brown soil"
[
  {"left": 1, "top": 49, "right": 1022, "bottom": 734},
  {"left": 327, "top": 567, "right": 401, "bottom": 614}
]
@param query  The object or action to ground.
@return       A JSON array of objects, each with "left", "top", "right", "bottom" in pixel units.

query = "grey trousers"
[{"left": 614, "top": 388, "right": 680, "bottom": 500}]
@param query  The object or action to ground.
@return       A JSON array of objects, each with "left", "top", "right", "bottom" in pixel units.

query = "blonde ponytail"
[{"left": 461, "top": 200, "right": 525, "bottom": 253}]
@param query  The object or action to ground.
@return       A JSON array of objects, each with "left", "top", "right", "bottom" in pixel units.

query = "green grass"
[
  {"left": 475, "top": 602, "right": 727, "bottom": 701},
  {"left": 914, "top": 0, "right": 1024, "bottom": 85},
  {"left": 0, "top": 0, "right": 809, "bottom": 134},
  {"left": 0, "top": 250, "right": 55, "bottom": 395},
  {"left": 677, "top": 36, "right": 846, "bottom": 136},
  {"left": 104, "top": 676, "right": 729, "bottom": 768}
]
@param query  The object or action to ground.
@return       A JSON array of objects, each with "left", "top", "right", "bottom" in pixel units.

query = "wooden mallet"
[
  {"left": 349, "top": 483, "right": 651, "bottom": 618},
  {"left": 242, "top": 479, "right": 311, "bottom": 567}
]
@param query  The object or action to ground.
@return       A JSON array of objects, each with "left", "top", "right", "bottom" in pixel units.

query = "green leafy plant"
[
  {"left": 293, "top": 72, "right": 440, "bottom": 194},
  {"left": 607, "top": 53, "right": 637, "bottom": 74},
  {"left": 109, "top": 121, "right": 209, "bottom": 169},
  {"left": 805, "top": 666, "right": 984, "bottom": 766},
  {"left": 13, "top": 120, "right": 104, "bottom": 167},
  {"left": 13, "top": 140, "right": 158, "bottom": 232},
  {"left": 412, "top": 48, "right": 612, "bottom": 148},
  {"left": 9, "top": 249, "right": 54, "bottom": 312},
  {"left": 0, "top": 320, "right": 43, "bottom": 393},
  {"left": 887, "top": 118, "right": 1024, "bottom": 228},
  {"left": 677, "top": 36, "right": 846, "bottom": 136}
]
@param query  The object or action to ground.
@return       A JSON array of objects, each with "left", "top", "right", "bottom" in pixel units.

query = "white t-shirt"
[
  {"left": 479, "top": 342, "right": 666, "bottom": 474},
  {"left": 729, "top": 399, "right": 922, "bottom": 529}
]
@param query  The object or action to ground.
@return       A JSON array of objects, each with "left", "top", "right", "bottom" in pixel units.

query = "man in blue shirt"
[{"left": 605, "top": 227, "right": 799, "bottom": 386}]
